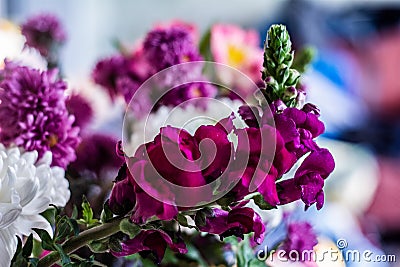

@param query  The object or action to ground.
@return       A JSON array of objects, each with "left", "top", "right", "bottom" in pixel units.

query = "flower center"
[
  {"left": 48, "top": 134, "right": 58, "bottom": 147},
  {"left": 227, "top": 44, "right": 245, "bottom": 66}
]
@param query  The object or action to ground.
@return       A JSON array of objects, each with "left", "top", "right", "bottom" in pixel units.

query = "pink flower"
[{"left": 210, "top": 24, "right": 264, "bottom": 96}]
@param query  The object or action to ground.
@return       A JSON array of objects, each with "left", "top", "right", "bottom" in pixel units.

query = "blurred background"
[{"left": 2, "top": 0, "right": 400, "bottom": 266}]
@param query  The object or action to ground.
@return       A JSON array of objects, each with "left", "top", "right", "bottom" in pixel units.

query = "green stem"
[{"left": 38, "top": 216, "right": 125, "bottom": 267}]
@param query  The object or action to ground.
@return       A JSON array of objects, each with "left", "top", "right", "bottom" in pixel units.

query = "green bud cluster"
[{"left": 262, "top": 25, "right": 309, "bottom": 108}]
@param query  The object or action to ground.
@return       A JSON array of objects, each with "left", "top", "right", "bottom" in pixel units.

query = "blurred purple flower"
[
  {"left": 70, "top": 133, "right": 123, "bottom": 176},
  {"left": 154, "top": 81, "right": 217, "bottom": 110},
  {"left": 281, "top": 221, "right": 318, "bottom": 261},
  {"left": 143, "top": 26, "right": 202, "bottom": 70},
  {"left": 66, "top": 93, "right": 93, "bottom": 131},
  {"left": 92, "top": 46, "right": 152, "bottom": 103},
  {"left": 111, "top": 229, "right": 187, "bottom": 263},
  {"left": 92, "top": 55, "right": 130, "bottom": 101},
  {"left": 21, "top": 13, "right": 66, "bottom": 58},
  {"left": 0, "top": 63, "right": 79, "bottom": 168},
  {"left": 197, "top": 207, "right": 265, "bottom": 244}
]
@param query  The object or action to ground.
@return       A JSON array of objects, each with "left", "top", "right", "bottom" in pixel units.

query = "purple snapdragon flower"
[
  {"left": 21, "top": 13, "right": 66, "bottom": 58},
  {"left": 111, "top": 229, "right": 187, "bottom": 264},
  {"left": 108, "top": 163, "right": 136, "bottom": 215},
  {"left": 236, "top": 102, "right": 335, "bottom": 210},
  {"left": 0, "top": 63, "right": 80, "bottom": 168},
  {"left": 197, "top": 207, "right": 265, "bottom": 244},
  {"left": 278, "top": 149, "right": 335, "bottom": 210}
]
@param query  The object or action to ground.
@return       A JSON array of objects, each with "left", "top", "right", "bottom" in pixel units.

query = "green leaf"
[
  {"left": 248, "top": 258, "right": 267, "bottom": 267},
  {"left": 292, "top": 46, "right": 316, "bottom": 73},
  {"left": 71, "top": 205, "right": 78, "bottom": 220},
  {"left": 11, "top": 237, "right": 25, "bottom": 267},
  {"left": 237, "top": 236, "right": 257, "bottom": 267},
  {"left": 194, "top": 207, "right": 214, "bottom": 228},
  {"left": 33, "top": 228, "right": 54, "bottom": 251},
  {"left": 199, "top": 28, "right": 213, "bottom": 61},
  {"left": 41, "top": 207, "right": 57, "bottom": 226},
  {"left": 181, "top": 243, "right": 209, "bottom": 267},
  {"left": 32, "top": 239, "right": 42, "bottom": 258},
  {"left": 55, "top": 217, "right": 73, "bottom": 241},
  {"left": 78, "top": 196, "right": 99, "bottom": 228},
  {"left": 100, "top": 201, "right": 114, "bottom": 223},
  {"left": 252, "top": 194, "right": 277, "bottom": 210},
  {"left": 22, "top": 234, "right": 33, "bottom": 258},
  {"left": 177, "top": 213, "right": 189, "bottom": 227},
  {"left": 29, "top": 257, "right": 39, "bottom": 267},
  {"left": 68, "top": 218, "right": 80, "bottom": 237},
  {"left": 216, "top": 194, "right": 236, "bottom": 208},
  {"left": 108, "top": 235, "right": 122, "bottom": 253},
  {"left": 88, "top": 238, "right": 109, "bottom": 253},
  {"left": 119, "top": 218, "right": 141, "bottom": 239},
  {"left": 54, "top": 243, "right": 71, "bottom": 265}
]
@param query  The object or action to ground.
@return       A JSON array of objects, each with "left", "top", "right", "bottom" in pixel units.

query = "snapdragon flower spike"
[
  {"left": 111, "top": 229, "right": 187, "bottom": 264},
  {"left": 262, "top": 25, "right": 305, "bottom": 107},
  {"left": 281, "top": 221, "right": 318, "bottom": 261}
]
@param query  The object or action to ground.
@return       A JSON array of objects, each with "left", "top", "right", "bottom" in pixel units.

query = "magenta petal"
[
  {"left": 108, "top": 164, "right": 136, "bottom": 215},
  {"left": 277, "top": 178, "right": 302, "bottom": 205},
  {"left": 197, "top": 207, "right": 265, "bottom": 244},
  {"left": 112, "top": 229, "right": 187, "bottom": 263},
  {"left": 258, "top": 172, "right": 280, "bottom": 206},
  {"left": 295, "top": 149, "right": 335, "bottom": 179}
]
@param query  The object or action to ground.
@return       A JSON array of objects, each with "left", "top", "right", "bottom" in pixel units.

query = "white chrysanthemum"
[
  {"left": 0, "top": 144, "right": 70, "bottom": 266},
  {"left": 0, "top": 19, "right": 47, "bottom": 70},
  {"left": 125, "top": 98, "right": 246, "bottom": 156}
]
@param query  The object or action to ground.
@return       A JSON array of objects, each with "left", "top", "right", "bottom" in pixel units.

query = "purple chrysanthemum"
[
  {"left": 143, "top": 26, "right": 202, "bottom": 70},
  {"left": 0, "top": 63, "right": 80, "bottom": 168},
  {"left": 21, "top": 13, "right": 66, "bottom": 58},
  {"left": 92, "top": 55, "right": 130, "bottom": 101}
]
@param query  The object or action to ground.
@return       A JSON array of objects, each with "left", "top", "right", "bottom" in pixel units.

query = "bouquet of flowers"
[{"left": 0, "top": 14, "right": 334, "bottom": 267}]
